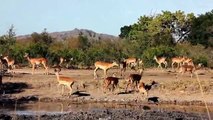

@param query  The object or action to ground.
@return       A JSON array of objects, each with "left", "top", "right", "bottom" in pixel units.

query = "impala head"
[
  {"left": 137, "top": 68, "right": 144, "bottom": 74},
  {"left": 3, "top": 56, "right": 8, "bottom": 60},
  {"left": 197, "top": 63, "right": 203, "bottom": 68},
  {"left": 153, "top": 55, "right": 157, "bottom": 60},
  {"left": 112, "top": 72, "right": 117, "bottom": 77},
  {"left": 54, "top": 68, "right": 61, "bottom": 73},
  {"left": 112, "top": 61, "right": 119, "bottom": 67},
  {"left": 24, "top": 53, "right": 29, "bottom": 58}
]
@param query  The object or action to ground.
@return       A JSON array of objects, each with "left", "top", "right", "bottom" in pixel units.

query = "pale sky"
[{"left": 0, "top": 0, "right": 212, "bottom": 36}]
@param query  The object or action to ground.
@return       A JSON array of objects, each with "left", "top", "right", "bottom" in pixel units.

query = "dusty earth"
[{"left": 0, "top": 67, "right": 213, "bottom": 119}]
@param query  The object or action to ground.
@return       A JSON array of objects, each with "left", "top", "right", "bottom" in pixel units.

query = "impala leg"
[
  {"left": 135, "top": 81, "right": 139, "bottom": 92},
  {"left": 94, "top": 67, "right": 98, "bottom": 79},
  {"left": 103, "top": 70, "right": 106, "bottom": 78},
  {"left": 112, "top": 84, "right": 115, "bottom": 93},
  {"left": 69, "top": 82, "right": 74, "bottom": 95},
  {"left": 45, "top": 66, "right": 48, "bottom": 75},
  {"left": 177, "top": 63, "right": 180, "bottom": 69},
  {"left": 159, "top": 64, "right": 162, "bottom": 69},
  {"left": 164, "top": 61, "right": 168, "bottom": 68},
  {"left": 104, "top": 69, "right": 107, "bottom": 78},
  {"left": 144, "top": 90, "right": 148, "bottom": 97},
  {"left": 32, "top": 64, "right": 35, "bottom": 75},
  {"left": 190, "top": 71, "right": 193, "bottom": 78},
  {"left": 172, "top": 62, "right": 174, "bottom": 69},
  {"left": 102, "top": 81, "right": 107, "bottom": 93},
  {"left": 125, "top": 82, "right": 130, "bottom": 93},
  {"left": 106, "top": 82, "right": 111, "bottom": 93},
  {"left": 62, "top": 85, "right": 64, "bottom": 95}
]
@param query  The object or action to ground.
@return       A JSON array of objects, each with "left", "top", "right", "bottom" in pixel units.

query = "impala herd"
[{"left": 0, "top": 53, "right": 203, "bottom": 99}]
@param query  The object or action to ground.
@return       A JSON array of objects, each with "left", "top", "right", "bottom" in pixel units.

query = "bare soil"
[{"left": 0, "top": 67, "right": 213, "bottom": 119}]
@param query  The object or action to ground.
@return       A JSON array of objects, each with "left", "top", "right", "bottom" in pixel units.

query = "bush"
[{"left": 142, "top": 45, "right": 177, "bottom": 67}]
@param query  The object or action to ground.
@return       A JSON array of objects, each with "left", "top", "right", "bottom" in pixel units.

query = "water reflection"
[{"left": 0, "top": 101, "right": 213, "bottom": 116}]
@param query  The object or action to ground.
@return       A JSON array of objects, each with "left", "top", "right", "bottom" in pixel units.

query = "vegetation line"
[{"left": 195, "top": 73, "right": 211, "bottom": 120}]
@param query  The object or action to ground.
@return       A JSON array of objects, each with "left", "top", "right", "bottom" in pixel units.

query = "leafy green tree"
[
  {"left": 120, "top": 11, "right": 195, "bottom": 46},
  {"left": 119, "top": 25, "right": 132, "bottom": 38},
  {"left": 188, "top": 10, "right": 213, "bottom": 47},
  {"left": 0, "top": 25, "right": 16, "bottom": 54},
  {"left": 31, "top": 28, "right": 53, "bottom": 45}
]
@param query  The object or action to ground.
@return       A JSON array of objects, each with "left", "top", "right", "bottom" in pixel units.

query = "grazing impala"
[
  {"left": 94, "top": 61, "right": 119, "bottom": 79},
  {"left": 3, "top": 56, "right": 15, "bottom": 70},
  {"left": 54, "top": 68, "right": 75, "bottom": 95},
  {"left": 103, "top": 76, "right": 119, "bottom": 93},
  {"left": 171, "top": 56, "right": 185, "bottom": 69},
  {"left": 138, "top": 82, "right": 148, "bottom": 97},
  {"left": 24, "top": 53, "right": 48, "bottom": 75},
  {"left": 126, "top": 69, "right": 144, "bottom": 92},
  {"left": 153, "top": 56, "right": 167, "bottom": 69}
]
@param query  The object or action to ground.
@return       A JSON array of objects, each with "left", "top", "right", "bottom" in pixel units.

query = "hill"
[{"left": 17, "top": 28, "right": 118, "bottom": 41}]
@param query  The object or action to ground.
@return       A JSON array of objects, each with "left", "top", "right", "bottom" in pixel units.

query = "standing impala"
[
  {"left": 94, "top": 61, "right": 119, "bottom": 79},
  {"left": 125, "top": 57, "right": 137, "bottom": 68},
  {"left": 103, "top": 76, "right": 119, "bottom": 93},
  {"left": 3, "top": 56, "right": 15, "bottom": 70},
  {"left": 54, "top": 68, "right": 75, "bottom": 95},
  {"left": 183, "top": 57, "right": 193, "bottom": 65},
  {"left": 153, "top": 56, "right": 167, "bottom": 69},
  {"left": 24, "top": 53, "right": 48, "bottom": 75},
  {"left": 126, "top": 69, "right": 144, "bottom": 92},
  {"left": 171, "top": 56, "right": 185, "bottom": 69}
]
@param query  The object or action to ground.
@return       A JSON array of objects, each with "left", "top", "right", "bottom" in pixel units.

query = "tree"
[
  {"left": 31, "top": 28, "right": 53, "bottom": 45},
  {"left": 119, "top": 25, "right": 132, "bottom": 38},
  {"left": 119, "top": 11, "right": 195, "bottom": 47},
  {"left": 188, "top": 10, "right": 213, "bottom": 48},
  {"left": 0, "top": 25, "right": 16, "bottom": 54}
]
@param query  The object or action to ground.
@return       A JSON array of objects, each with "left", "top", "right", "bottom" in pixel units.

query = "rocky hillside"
[{"left": 17, "top": 28, "right": 118, "bottom": 41}]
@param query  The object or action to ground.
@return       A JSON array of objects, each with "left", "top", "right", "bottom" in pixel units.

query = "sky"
[{"left": 0, "top": 0, "right": 212, "bottom": 36}]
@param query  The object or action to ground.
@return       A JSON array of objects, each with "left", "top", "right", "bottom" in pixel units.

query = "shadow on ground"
[
  {"left": 71, "top": 91, "right": 90, "bottom": 97},
  {"left": 0, "top": 82, "right": 31, "bottom": 94}
]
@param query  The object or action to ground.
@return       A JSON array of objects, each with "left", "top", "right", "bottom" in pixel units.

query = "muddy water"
[{"left": 0, "top": 102, "right": 213, "bottom": 117}]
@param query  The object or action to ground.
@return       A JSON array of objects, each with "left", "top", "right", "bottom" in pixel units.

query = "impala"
[
  {"left": 178, "top": 63, "right": 201, "bottom": 78},
  {"left": 171, "top": 56, "right": 185, "bottom": 69},
  {"left": 119, "top": 61, "right": 127, "bottom": 77},
  {"left": 138, "top": 82, "right": 148, "bottom": 97},
  {"left": 183, "top": 57, "right": 193, "bottom": 65},
  {"left": 94, "top": 61, "right": 119, "bottom": 79},
  {"left": 125, "top": 57, "right": 137, "bottom": 65},
  {"left": 3, "top": 56, "right": 15, "bottom": 70},
  {"left": 24, "top": 53, "right": 48, "bottom": 75},
  {"left": 126, "top": 69, "right": 144, "bottom": 92},
  {"left": 178, "top": 64, "right": 195, "bottom": 78},
  {"left": 54, "top": 68, "right": 75, "bottom": 95},
  {"left": 153, "top": 56, "right": 168, "bottom": 69},
  {"left": 103, "top": 76, "right": 119, "bottom": 93},
  {"left": 124, "top": 57, "right": 138, "bottom": 69},
  {"left": 58, "top": 57, "right": 68, "bottom": 67}
]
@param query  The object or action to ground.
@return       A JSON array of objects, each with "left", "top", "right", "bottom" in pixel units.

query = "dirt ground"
[
  {"left": 1, "top": 67, "right": 213, "bottom": 119},
  {"left": 1, "top": 66, "right": 213, "bottom": 105}
]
